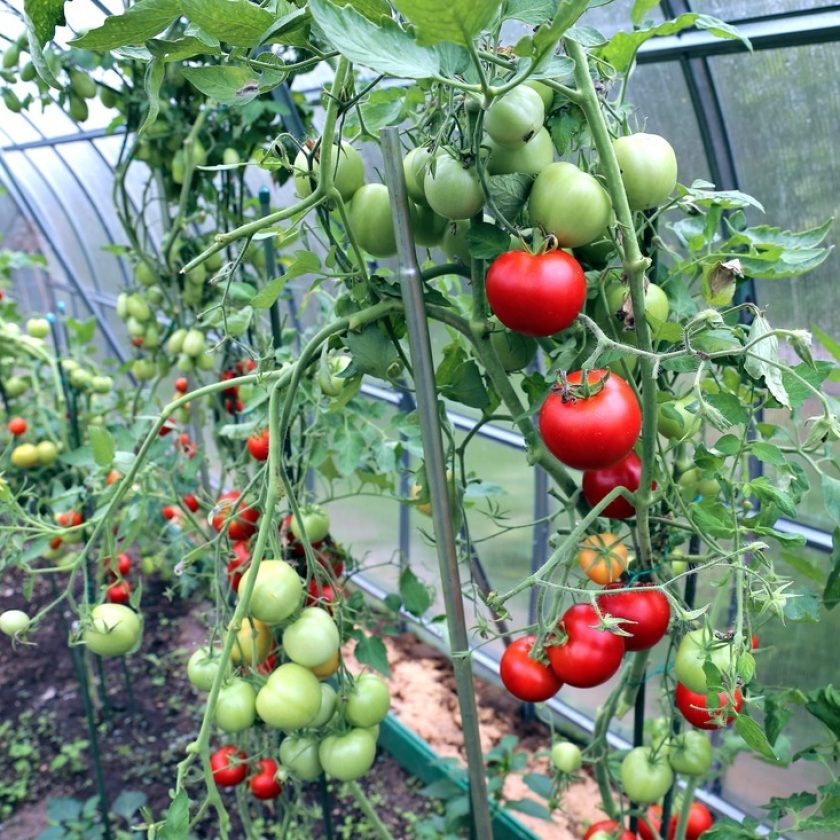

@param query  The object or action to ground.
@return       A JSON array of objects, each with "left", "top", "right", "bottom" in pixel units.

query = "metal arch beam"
[{"left": 0, "top": 154, "right": 128, "bottom": 363}]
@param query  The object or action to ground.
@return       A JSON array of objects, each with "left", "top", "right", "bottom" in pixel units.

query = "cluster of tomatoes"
[
  {"left": 583, "top": 799, "right": 714, "bottom": 840},
  {"left": 102, "top": 552, "right": 133, "bottom": 605},
  {"left": 6, "top": 415, "right": 60, "bottom": 471},
  {"left": 219, "top": 358, "right": 256, "bottom": 414}
]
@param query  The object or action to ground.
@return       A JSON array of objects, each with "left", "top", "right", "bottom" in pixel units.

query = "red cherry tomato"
[
  {"left": 539, "top": 371, "right": 641, "bottom": 471},
  {"left": 250, "top": 758, "right": 282, "bottom": 800},
  {"left": 582, "top": 451, "right": 656, "bottom": 519},
  {"left": 105, "top": 553, "right": 132, "bottom": 577},
  {"left": 49, "top": 536, "right": 63, "bottom": 550},
  {"left": 546, "top": 603, "right": 625, "bottom": 688},
  {"left": 235, "top": 358, "right": 256, "bottom": 374},
  {"left": 486, "top": 250, "right": 586, "bottom": 338},
  {"left": 174, "top": 377, "right": 189, "bottom": 394},
  {"left": 675, "top": 681, "right": 743, "bottom": 730},
  {"left": 211, "top": 746, "right": 248, "bottom": 787},
  {"left": 106, "top": 581, "right": 131, "bottom": 604},
  {"left": 106, "top": 470, "right": 122, "bottom": 486},
  {"left": 584, "top": 819, "right": 636, "bottom": 840},
  {"left": 638, "top": 802, "right": 714, "bottom": 840},
  {"left": 596, "top": 583, "right": 670, "bottom": 651},
  {"left": 499, "top": 635, "right": 563, "bottom": 702},
  {"left": 247, "top": 429, "right": 270, "bottom": 462},
  {"left": 255, "top": 652, "right": 278, "bottom": 676},
  {"left": 182, "top": 493, "right": 200, "bottom": 513},
  {"left": 7, "top": 417, "right": 27, "bottom": 436},
  {"left": 212, "top": 491, "right": 259, "bottom": 541},
  {"left": 162, "top": 505, "right": 177, "bottom": 520},
  {"left": 159, "top": 417, "right": 177, "bottom": 436}
]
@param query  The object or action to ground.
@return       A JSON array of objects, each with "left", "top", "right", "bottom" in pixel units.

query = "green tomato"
[
  {"left": 256, "top": 663, "right": 322, "bottom": 730},
  {"left": 91, "top": 375, "right": 113, "bottom": 394},
  {"left": 0, "top": 609, "right": 30, "bottom": 637},
  {"left": 68, "top": 96, "right": 89, "bottom": 123},
  {"left": 310, "top": 683, "right": 338, "bottom": 729},
  {"left": 424, "top": 153, "right": 484, "bottom": 221},
  {"left": 70, "top": 368, "right": 93, "bottom": 390},
  {"left": 222, "top": 147, "right": 240, "bottom": 166},
  {"left": 486, "top": 127, "right": 553, "bottom": 176},
  {"left": 291, "top": 505, "right": 331, "bottom": 544},
  {"left": 667, "top": 730, "right": 713, "bottom": 776},
  {"left": 658, "top": 395, "right": 701, "bottom": 441},
  {"left": 620, "top": 747, "right": 674, "bottom": 804},
  {"left": 187, "top": 647, "right": 231, "bottom": 691},
  {"left": 83, "top": 604, "right": 142, "bottom": 658},
  {"left": 409, "top": 202, "right": 447, "bottom": 247},
  {"left": 294, "top": 141, "right": 365, "bottom": 202},
  {"left": 529, "top": 162, "right": 611, "bottom": 247},
  {"left": 282, "top": 608, "right": 340, "bottom": 669},
  {"left": 674, "top": 628, "right": 735, "bottom": 694},
  {"left": 99, "top": 86, "right": 117, "bottom": 108},
  {"left": 70, "top": 70, "right": 97, "bottom": 100},
  {"left": 26, "top": 318, "right": 50, "bottom": 339},
  {"left": 485, "top": 86, "right": 545, "bottom": 148},
  {"left": 525, "top": 80, "right": 554, "bottom": 111},
  {"left": 126, "top": 294, "right": 151, "bottom": 322},
  {"left": 606, "top": 282, "right": 669, "bottom": 334},
  {"left": 442, "top": 219, "right": 470, "bottom": 263},
  {"left": 279, "top": 735, "right": 322, "bottom": 781},
  {"left": 319, "top": 728, "right": 377, "bottom": 782},
  {"left": 3, "top": 45, "right": 20, "bottom": 69},
  {"left": 36, "top": 440, "right": 58, "bottom": 466},
  {"left": 144, "top": 325, "right": 160, "bottom": 349},
  {"left": 5, "top": 377, "right": 28, "bottom": 398},
  {"left": 613, "top": 133, "right": 678, "bottom": 210},
  {"left": 574, "top": 236, "right": 615, "bottom": 271},
  {"left": 345, "top": 674, "right": 391, "bottom": 728},
  {"left": 550, "top": 741, "right": 582, "bottom": 774},
  {"left": 176, "top": 353, "right": 194, "bottom": 373},
  {"left": 215, "top": 678, "right": 256, "bottom": 733},
  {"left": 135, "top": 262, "right": 156, "bottom": 287},
  {"left": 239, "top": 560, "right": 303, "bottom": 625},
  {"left": 678, "top": 468, "right": 720, "bottom": 502},
  {"left": 489, "top": 327, "right": 538, "bottom": 372},
  {"left": 403, "top": 147, "right": 431, "bottom": 204},
  {"left": 126, "top": 316, "right": 146, "bottom": 338},
  {"left": 349, "top": 184, "right": 397, "bottom": 258},
  {"left": 319, "top": 353, "right": 360, "bottom": 398},
  {"left": 131, "top": 358, "right": 156, "bottom": 382},
  {"left": 115, "top": 293, "right": 129, "bottom": 319},
  {"left": 182, "top": 329, "right": 206, "bottom": 358},
  {"left": 166, "top": 328, "right": 187, "bottom": 355}
]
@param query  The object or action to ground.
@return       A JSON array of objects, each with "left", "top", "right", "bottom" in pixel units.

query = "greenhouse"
[{"left": 1, "top": 1, "right": 838, "bottom": 838}]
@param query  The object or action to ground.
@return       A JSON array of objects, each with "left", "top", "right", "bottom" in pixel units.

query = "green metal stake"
[{"left": 379, "top": 126, "right": 493, "bottom": 840}]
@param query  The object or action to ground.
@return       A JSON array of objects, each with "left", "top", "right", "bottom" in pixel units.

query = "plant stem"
[
  {"left": 347, "top": 780, "right": 395, "bottom": 840},
  {"left": 673, "top": 777, "right": 698, "bottom": 840}
]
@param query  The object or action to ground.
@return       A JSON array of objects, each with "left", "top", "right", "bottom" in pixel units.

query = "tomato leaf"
[
  {"left": 89, "top": 427, "right": 115, "bottom": 469},
  {"left": 749, "top": 442, "right": 785, "bottom": 466},
  {"left": 487, "top": 173, "right": 532, "bottom": 221},
  {"left": 354, "top": 635, "right": 391, "bottom": 676},
  {"left": 805, "top": 686, "right": 840, "bottom": 741},
  {"left": 138, "top": 57, "right": 165, "bottom": 136},
  {"left": 631, "top": 0, "right": 661, "bottom": 26},
  {"left": 112, "top": 790, "right": 147, "bottom": 821},
  {"left": 345, "top": 325, "right": 402, "bottom": 381},
  {"left": 506, "top": 798, "right": 552, "bottom": 819},
  {"left": 744, "top": 314, "right": 790, "bottom": 408},
  {"left": 391, "top": 0, "right": 499, "bottom": 46},
  {"left": 466, "top": 222, "right": 510, "bottom": 260},
  {"left": 823, "top": 530, "right": 840, "bottom": 610},
  {"left": 70, "top": 0, "right": 180, "bottom": 50},
  {"left": 503, "top": 1, "right": 559, "bottom": 26},
  {"left": 181, "top": 0, "right": 274, "bottom": 48},
  {"left": 309, "top": 0, "right": 440, "bottom": 79},
  {"left": 181, "top": 66, "right": 264, "bottom": 107},
  {"left": 147, "top": 34, "right": 222, "bottom": 62},
  {"left": 159, "top": 790, "right": 190, "bottom": 840},
  {"left": 763, "top": 693, "right": 792, "bottom": 746},
  {"left": 822, "top": 475, "right": 840, "bottom": 527},
  {"left": 436, "top": 344, "right": 491, "bottom": 409},
  {"left": 735, "top": 714, "right": 778, "bottom": 761},
  {"left": 523, "top": 771, "right": 554, "bottom": 798},
  {"left": 399, "top": 567, "right": 432, "bottom": 617},
  {"left": 251, "top": 252, "right": 320, "bottom": 309}
]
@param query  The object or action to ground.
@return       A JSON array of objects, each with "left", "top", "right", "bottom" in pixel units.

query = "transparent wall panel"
[{"left": 689, "top": 0, "right": 838, "bottom": 18}]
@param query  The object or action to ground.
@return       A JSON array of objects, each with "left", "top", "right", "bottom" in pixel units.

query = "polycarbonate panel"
[
  {"left": 581, "top": 0, "right": 664, "bottom": 34},
  {"left": 689, "top": 0, "right": 838, "bottom": 18}
]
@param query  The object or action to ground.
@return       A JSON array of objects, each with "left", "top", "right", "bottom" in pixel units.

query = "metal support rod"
[
  {"left": 258, "top": 187, "right": 284, "bottom": 353},
  {"left": 379, "top": 126, "right": 493, "bottom": 839}
]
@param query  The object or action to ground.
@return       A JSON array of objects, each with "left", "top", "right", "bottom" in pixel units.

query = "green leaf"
[
  {"left": 23, "top": 0, "right": 67, "bottom": 47},
  {"left": 354, "top": 635, "right": 391, "bottom": 676},
  {"left": 688, "top": 502, "right": 735, "bottom": 539},
  {"left": 695, "top": 15, "right": 751, "bottom": 50},
  {"left": 466, "top": 221, "right": 510, "bottom": 260},
  {"left": 346, "top": 0, "right": 392, "bottom": 21},
  {"left": 310, "top": 0, "right": 440, "bottom": 79},
  {"left": 523, "top": 772, "right": 554, "bottom": 798},
  {"left": 744, "top": 314, "right": 789, "bottom": 408},
  {"left": 399, "top": 567, "right": 432, "bottom": 617},
  {"left": 506, "top": 798, "right": 552, "bottom": 820},
  {"left": 89, "top": 427, "right": 115, "bottom": 469},
  {"left": 345, "top": 325, "right": 402, "bottom": 381},
  {"left": 798, "top": 813, "right": 840, "bottom": 832},
  {"left": 503, "top": 1, "right": 559, "bottom": 26},
  {"left": 812, "top": 322, "right": 840, "bottom": 365},
  {"left": 782, "top": 361, "right": 833, "bottom": 409},
  {"left": 735, "top": 714, "right": 777, "bottom": 761},
  {"left": 181, "top": 0, "right": 274, "bottom": 48},
  {"left": 750, "top": 442, "right": 785, "bottom": 466},
  {"left": 391, "top": 0, "right": 499, "bottom": 46},
  {"left": 596, "top": 14, "right": 700, "bottom": 74},
  {"left": 702, "top": 392, "right": 749, "bottom": 427},
  {"left": 822, "top": 475, "right": 840, "bottom": 526},
  {"left": 785, "top": 591, "right": 821, "bottom": 624},
  {"left": 487, "top": 173, "right": 532, "bottom": 220},
  {"left": 780, "top": 547, "right": 823, "bottom": 583},
  {"left": 436, "top": 344, "right": 490, "bottom": 409},
  {"left": 746, "top": 478, "right": 797, "bottom": 518},
  {"left": 729, "top": 218, "right": 832, "bottom": 251},
  {"left": 805, "top": 686, "right": 840, "bottom": 740},
  {"left": 70, "top": 0, "right": 180, "bottom": 49},
  {"left": 713, "top": 434, "right": 740, "bottom": 455},
  {"left": 678, "top": 181, "right": 764, "bottom": 212},
  {"left": 824, "top": 530, "right": 840, "bottom": 610},
  {"left": 147, "top": 33, "right": 222, "bottom": 62},
  {"left": 138, "top": 57, "right": 165, "bottom": 135},
  {"left": 631, "top": 0, "right": 661, "bottom": 26},
  {"left": 181, "top": 65, "right": 265, "bottom": 106},
  {"left": 764, "top": 694, "right": 792, "bottom": 746},
  {"left": 159, "top": 790, "right": 190, "bottom": 840},
  {"left": 112, "top": 790, "right": 147, "bottom": 821},
  {"left": 251, "top": 252, "right": 320, "bottom": 309}
]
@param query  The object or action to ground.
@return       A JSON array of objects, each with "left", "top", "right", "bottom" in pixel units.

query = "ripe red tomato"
[
  {"left": 49, "top": 536, "right": 63, "bottom": 550},
  {"left": 486, "top": 250, "right": 586, "bottom": 338},
  {"left": 227, "top": 541, "right": 251, "bottom": 593},
  {"left": 212, "top": 491, "right": 259, "bottom": 541},
  {"left": 306, "top": 578, "right": 340, "bottom": 612},
  {"left": 183, "top": 493, "right": 199, "bottom": 513},
  {"left": 596, "top": 583, "right": 670, "bottom": 651},
  {"left": 162, "top": 505, "right": 177, "bottom": 520},
  {"left": 675, "top": 682, "right": 743, "bottom": 730},
  {"left": 56, "top": 511, "right": 84, "bottom": 528},
  {"left": 247, "top": 429, "right": 270, "bottom": 461},
  {"left": 105, "top": 553, "right": 132, "bottom": 577},
  {"left": 499, "top": 635, "right": 563, "bottom": 702},
  {"left": 7, "top": 417, "right": 27, "bottom": 436},
  {"left": 106, "top": 581, "right": 131, "bottom": 604},
  {"left": 174, "top": 377, "right": 189, "bottom": 393},
  {"left": 250, "top": 758, "right": 282, "bottom": 800},
  {"left": 546, "top": 604, "right": 625, "bottom": 688},
  {"left": 106, "top": 470, "right": 122, "bottom": 486},
  {"left": 638, "top": 802, "right": 713, "bottom": 840},
  {"left": 159, "top": 417, "right": 176, "bottom": 436},
  {"left": 583, "top": 451, "right": 654, "bottom": 519},
  {"left": 584, "top": 820, "right": 636, "bottom": 840},
  {"left": 235, "top": 358, "right": 256, "bottom": 374},
  {"left": 539, "top": 371, "right": 641, "bottom": 471},
  {"left": 211, "top": 746, "right": 248, "bottom": 787}
]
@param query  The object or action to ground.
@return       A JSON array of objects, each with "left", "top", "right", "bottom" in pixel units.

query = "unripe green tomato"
[
  {"left": 345, "top": 674, "right": 391, "bottom": 728},
  {"left": 35, "top": 440, "right": 58, "bottom": 467},
  {"left": 282, "top": 608, "right": 339, "bottom": 668},
  {"left": 348, "top": 184, "right": 396, "bottom": 258},
  {"left": 403, "top": 147, "right": 431, "bottom": 204},
  {"left": 83, "top": 603, "right": 142, "bottom": 658},
  {"left": 0, "top": 609, "right": 30, "bottom": 636},
  {"left": 171, "top": 150, "right": 185, "bottom": 184},
  {"left": 187, "top": 647, "right": 230, "bottom": 691},
  {"left": 489, "top": 327, "right": 538, "bottom": 372},
  {"left": 606, "top": 282, "right": 669, "bottom": 334},
  {"left": 613, "top": 133, "right": 678, "bottom": 210},
  {"left": 319, "top": 729, "right": 377, "bottom": 782},
  {"left": 147, "top": 287, "right": 165, "bottom": 307},
  {"left": 176, "top": 353, "right": 194, "bottom": 373},
  {"left": 116, "top": 293, "right": 128, "bottom": 319},
  {"left": 11, "top": 444, "right": 39, "bottom": 469},
  {"left": 3, "top": 45, "right": 20, "bottom": 70},
  {"left": 442, "top": 220, "right": 470, "bottom": 263},
  {"left": 2, "top": 89, "right": 22, "bottom": 114},
  {"left": 135, "top": 261, "right": 156, "bottom": 287},
  {"left": 166, "top": 328, "right": 187, "bottom": 355},
  {"left": 486, "top": 126, "right": 554, "bottom": 177},
  {"left": 215, "top": 678, "right": 257, "bottom": 733},
  {"left": 294, "top": 141, "right": 365, "bottom": 202},
  {"left": 238, "top": 560, "right": 303, "bottom": 625},
  {"left": 5, "top": 376, "right": 27, "bottom": 398},
  {"left": 678, "top": 468, "right": 720, "bottom": 502},
  {"left": 409, "top": 202, "right": 447, "bottom": 247},
  {"left": 69, "top": 368, "right": 93, "bottom": 389},
  {"left": 485, "top": 86, "right": 545, "bottom": 148},
  {"left": 222, "top": 147, "right": 240, "bottom": 166},
  {"left": 658, "top": 395, "right": 701, "bottom": 441},
  {"left": 191, "top": 139, "right": 207, "bottom": 167},
  {"left": 309, "top": 683, "right": 338, "bottom": 729},
  {"left": 525, "top": 80, "right": 554, "bottom": 111},
  {"left": 668, "top": 730, "right": 713, "bottom": 776},
  {"left": 205, "top": 251, "right": 223, "bottom": 272},
  {"left": 91, "top": 375, "right": 113, "bottom": 394},
  {"left": 674, "top": 628, "right": 734, "bottom": 694},
  {"left": 61, "top": 359, "right": 79, "bottom": 373},
  {"left": 175, "top": 407, "right": 190, "bottom": 425},
  {"left": 70, "top": 69, "right": 97, "bottom": 100},
  {"left": 185, "top": 263, "right": 206, "bottom": 286},
  {"left": 126, "top": 294, "right": 151, "bottom": 322},
  {"left": 143, "top": 325, "right": 160, "bottom": 349},
  {"left": 256, "top": 663, "right": 322, "bottom": 730},
  {"left": 319, "top": 353, "right": 361, "bottom": 398},
  {"left": 620, "top": 747, "right": 674, "bottom": 804},
  {"left": 99, "top": 86, "right": 117, "bottom": 108},
  {"left": 26, "top": 318, "right": 50, "bottom": 338},
  {"left": 131, "top": 358, "right": 156, "bottom": 381},
  {"left": 280, "top": 735, "right": 322, "bottom": 781},
  {"left": 126, "top": 316, "right": 146, "bottom": 338},
  {"left": 550, "top": 741, "right": 582, "bottom": 773},
  {"left": 182, "top": 328, "right": 206, "bottom": 357},
  {"left": 196, "top": 352, "right": 215, "bottom": 371},
  {"left": 424, "top": 153, "right": 484, "bottom": 221},
  {"left": 529, "top": 162, "right": 611, "bottom": 247},
  {"left": 68, "top": 95, "right": 89, "bottom": 123}
]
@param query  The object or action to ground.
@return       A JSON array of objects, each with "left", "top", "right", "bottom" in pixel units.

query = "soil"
[{"left": 0, "top": 571, "right": 602, "bottom": 839}]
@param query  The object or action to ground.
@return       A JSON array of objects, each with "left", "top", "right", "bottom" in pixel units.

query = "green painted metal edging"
[{"left": 379, "top": 714, "right": 541, "bottom": 840}]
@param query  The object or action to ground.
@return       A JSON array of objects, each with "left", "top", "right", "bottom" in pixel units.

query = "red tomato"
[
  {"left": 162, "top": 505, "right": 177, "bottom": 521},
  {"left": 638, "top": 802, "right": 714, "bottom": 840},
  {"left": 247, "top": 429, "right": 270, "bottom": 462},
  {"left": 499, "top": 635, "right": 563, "bottom": 702},
  {"left": 255, "top": 652, "right": 278, "bottom": 676},
  {"left": 675, "top": 682, "right": 743, "bottom": 730},
  {"left": 235, "top": 358, "right": 256, "bottom": 374},
  {"left": 486, "top": 250, "right": 586, "bottom": 338},
  {"left": 546, "top": 604, "right": 625, "bottom": 688},
  {"left": 105, "top": 553, "right": 132, "bottom": 577},
  {"left": 49, "top": 536, "right": 63, "bottom": 550},
  {"left": 211, "top": 746, "right": 248, "bottom": 787},
  {"left": 250, "top": 758, "right": 282, "bottom": 800},
  {"left": 596, "top": 584, "right": 670, "bottom": 651},
  {"left": 582, "top": 451, "right": 654, "bottom": 519},
  {"left": 106, "top": 581, "right": 131, "bottom": 604},
  {"left": 106, "top": 470, "right": 122, "bottom": 486},
  {"left": 751, "top": 633, "right": 759, "bottom": 650},
  {"left": 7, "top": 417, "right": 27, "bottom": 436},
  {"left": 174, "top": 377, "right": 189, "bottom": 393},
  {"left": 306, "top": 578, "right": 340, "bottom": 612},
  {"left": 227, "top": 541, "right": 251, "bottom": 593},
  {"left": 539, "top": 371, "right": 641, "bottom": 471},
  {"left": 159, "top": 417, "right": 177, "bottom": 436},
  {"left": 212, "top": 491, "right": 259, "bottom": 541},
  {"left": 131, "top": 336, "right": 144, "bottom": 347},
  {"left": 182, "top": 493, "right": 199, "bottom": 513},
  {"left": 584, "top": 820, "right": 636, "bottom": 840}
]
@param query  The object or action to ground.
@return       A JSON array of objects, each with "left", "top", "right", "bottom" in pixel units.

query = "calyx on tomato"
[
  {"left": 596, "top": 583, "right": 671, "bottom": 651},
  {"left": 675, "top": 681, "right": 743, "bottom": 730}
]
